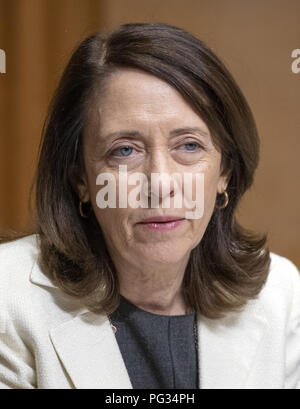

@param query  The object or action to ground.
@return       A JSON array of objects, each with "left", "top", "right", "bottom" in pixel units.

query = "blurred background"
[{"left": 0, "top": 0, "right": 299, "bottom": 268}]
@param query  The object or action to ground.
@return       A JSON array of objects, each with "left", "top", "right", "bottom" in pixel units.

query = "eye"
[
  {"left": 179, "top": 142, "right": 202, "bottom": 152},
  {"left": 111, "top": 145, "right": 134, "bottom": 157}
]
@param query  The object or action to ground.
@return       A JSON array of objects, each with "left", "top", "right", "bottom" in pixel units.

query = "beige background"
[{"left": 0, "top": 0, "right": 299, "bottom": 268}]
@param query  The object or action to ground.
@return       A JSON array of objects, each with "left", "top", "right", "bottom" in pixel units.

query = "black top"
[{"left": 109, "top": 295, "right": 199, "bottom": 389}]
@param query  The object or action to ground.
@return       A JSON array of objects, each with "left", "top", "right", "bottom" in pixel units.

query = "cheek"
[
  {"left": 204, "top": 171, "right": 219, "bottom": 204},
  {"left": 93, "top": 207, "right": 133, "bottom": 250},
  {"left": 187, "top": 169, "right": 220, "bottom": 246},
  {"left": 191, "top": 160, "right": 220, "bottom": 203},
  {"left": 90, "top": 173, "right": 134, "bottom": 243}
]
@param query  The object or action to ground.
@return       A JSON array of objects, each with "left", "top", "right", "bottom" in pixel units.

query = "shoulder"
[
  {"left": 268, "top": 251, "right": 300, "bottom": 285},
  {"left": 0, "top": 234, "right": 40, "bottom": 288},
  {"left": 0, "top": 233, "right": 39, "bottom": 258},
  {"left": 0, "top": 234, "right": 40, "bottom": 306},
  {"left": 259, "top": 251, "right": 300, "bottom": 321},
  {"left": 266, "top": 251, "right": 300, "bottom": 295},
  {"left": 265, "top": 252, "right": 300, "bottom": 388},
  {"left": 0, "top": 234, "right": 85, "bottom": 329},
  {"left": 0, "top": 235, "right": 41, "bottom": 333}
]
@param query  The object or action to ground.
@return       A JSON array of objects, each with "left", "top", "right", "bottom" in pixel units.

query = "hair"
[{"left": 8, "top": 22, "right": 272, "bottom": 319}]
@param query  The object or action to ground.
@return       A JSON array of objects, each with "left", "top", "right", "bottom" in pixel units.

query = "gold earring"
[
  {"left": 216, "top": 190, "right": 229, "bottom": 209},
  {"left": 79, "top": 200, "right": 90, "bottom": 218}
]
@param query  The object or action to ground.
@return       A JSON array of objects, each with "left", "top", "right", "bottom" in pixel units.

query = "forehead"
[{"left": 95, "top": 68, "right": 210, "bottom": 132}]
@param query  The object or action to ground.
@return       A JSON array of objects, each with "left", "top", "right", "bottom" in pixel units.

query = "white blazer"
[{"left": 0, "top": 234, "right": 299, "bottom": 389}]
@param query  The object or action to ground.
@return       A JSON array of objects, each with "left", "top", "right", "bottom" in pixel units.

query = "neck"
[
  {"left": 120, "top": 286, "right": 188, "bottom": 316},
  {"left": 112, "top": 253, "right": 191, "bottom": 316}
]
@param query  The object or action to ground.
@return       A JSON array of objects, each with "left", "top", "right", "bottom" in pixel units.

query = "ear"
[
  {"left": 217, "top": 162, "right": 232, "bottom": 194},
  {"left": 69, "top": 164, "right": 90, "bottom": 203},
  {"left": 217, "top": 176, "right": 228, "bottom": 194}
]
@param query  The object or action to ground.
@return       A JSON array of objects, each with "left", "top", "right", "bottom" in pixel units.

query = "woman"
[{"left": 0, "top": 22, "right": 299, "bottom": 389}]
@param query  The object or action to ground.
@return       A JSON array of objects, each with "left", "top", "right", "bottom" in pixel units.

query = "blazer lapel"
[
  {"left": 197, "top": 301, "right": 269, "bottom": 389},
  {"left": 31, "top": 257, "right": 268, "bottom": 389},
  {"left": 50, "top": 305, "right": 268, "bottom": 390},
  {"left": 49, "top": 311, "right": 133, "bottom": 389},
  {"left": 30, "top": 259, "right": 133, "bottom": 389}
]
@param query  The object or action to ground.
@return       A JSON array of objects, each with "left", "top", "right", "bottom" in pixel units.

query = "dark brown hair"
[{"left": 32, "top": 23, "right": 270, "bottom": 318}]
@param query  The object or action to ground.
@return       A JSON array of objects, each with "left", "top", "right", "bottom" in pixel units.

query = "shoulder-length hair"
[{"left": 33, "top": 22, "right": 270, "bottom": 319}]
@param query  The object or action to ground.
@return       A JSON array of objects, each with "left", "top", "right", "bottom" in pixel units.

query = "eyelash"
[
  {"left": 110, "top": 142, "right": 203, "bottom": 157},
  {"left": 178, "top": 142, "right": 202, "bottom": 152}
]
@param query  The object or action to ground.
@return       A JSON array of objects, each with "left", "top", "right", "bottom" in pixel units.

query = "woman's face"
[{"left": 79, "top": 68, "right": 228, "bottom": 268}]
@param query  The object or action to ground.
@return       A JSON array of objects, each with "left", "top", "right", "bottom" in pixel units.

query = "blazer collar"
[
  {"left": 29, "top": 250, "right": 269, "bottom": 388},
  {"left": 30, "top": 258, "right": 133, "bottom": 388},
  {"left": 48, "top": 302, "right": 268, "bottom": 389},
  {"left": 198, "top": 302, "right": 269, "bottom": 389},
  {"left": 49, "top": 312, "right": 133, "bottom": 389}
]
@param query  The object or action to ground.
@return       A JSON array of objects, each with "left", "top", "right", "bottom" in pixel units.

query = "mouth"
[
  {"left": 139, "top": 216, "right": 185, "bottom": 224},
  {"left": 137, "top": 216, "right": 186, "bottom": 232}
]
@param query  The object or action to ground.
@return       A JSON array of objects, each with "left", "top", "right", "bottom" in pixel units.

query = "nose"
[{"left": 142, "top": 147, "right": 177, "bottom": 203}]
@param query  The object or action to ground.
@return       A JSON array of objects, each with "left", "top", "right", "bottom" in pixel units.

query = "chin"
[{"left": 137, "top": 246, "right": 189, "bottom": 265}]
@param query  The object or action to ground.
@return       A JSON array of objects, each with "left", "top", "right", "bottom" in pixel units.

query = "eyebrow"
[{"left": 102, "top": 126, "right": 210, "bottom": 142}]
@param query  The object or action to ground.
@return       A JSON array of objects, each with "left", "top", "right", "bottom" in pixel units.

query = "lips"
[{"left": 139, "top": 216, "right": 185, "bottom": 224}]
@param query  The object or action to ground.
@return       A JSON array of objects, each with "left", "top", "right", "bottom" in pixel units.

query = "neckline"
[{"left": 119, "top": 294, "right": 195, "bottom": 318}]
